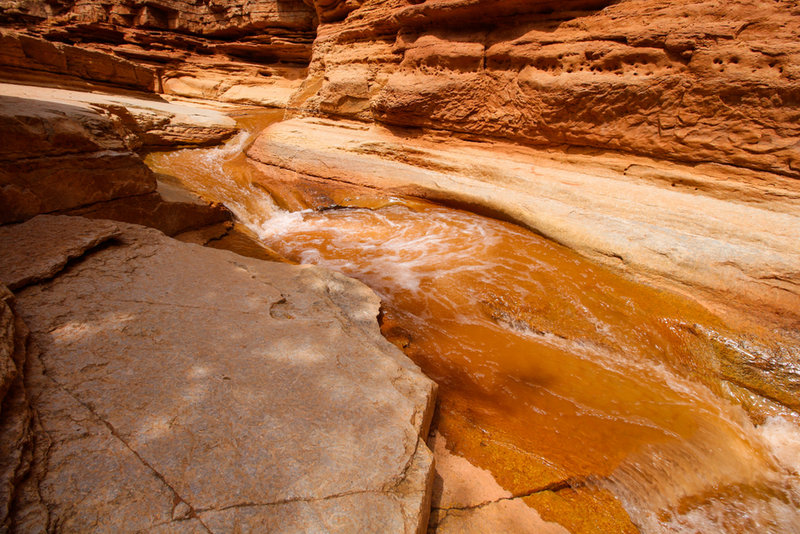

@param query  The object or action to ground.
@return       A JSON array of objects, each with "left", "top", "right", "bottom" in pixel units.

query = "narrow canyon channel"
[{"left": 146, "top": 113, "right": 800, "bottom": 533}]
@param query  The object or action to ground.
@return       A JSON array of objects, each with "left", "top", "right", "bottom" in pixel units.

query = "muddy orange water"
[{"left": 147, "top": 114, "right": 800, "bottom": 533}]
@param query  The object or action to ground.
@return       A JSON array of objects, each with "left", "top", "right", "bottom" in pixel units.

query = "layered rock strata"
[
  {"left": 0, "top": 214, "right": 436, "bottom": 532},
  {"left": 0, "top": 0, "right": 318, "bottom": 106},
  {"left": 1, "top": 0, "right": 799, "bottom": 531},
  {"left": 0, "top": 29, "right": 158, "bottom": 91},
  {"left": 0, "top": 81, "right": 235, "bottom": 234},
  {"left": 297, "top": 0, "right": 800, "bottom": 178},
  {"left": 3, "top": 0, "right": 798, "bottom": 176}
]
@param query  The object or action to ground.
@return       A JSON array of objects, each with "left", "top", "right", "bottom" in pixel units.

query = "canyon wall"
[
  {"left": 1, "top": 2, "right": 800, "bottom": 533},
  {"left": 2, "top": 0, "right": 797, "bottom": 339},
  {"left": 4, "top": 0, "right": 798, "bottom": 180},
  {"left": 0, "top": 0, "right": 317, "bottom": 104},
  {"left": 296, "top": 0, "right": 800, "bottom": 178}
]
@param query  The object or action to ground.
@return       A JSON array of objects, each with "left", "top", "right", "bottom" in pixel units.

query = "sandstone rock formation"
[
  {"left": 3, "top": 0, "right": 798, "bottom": 177},
  {"left": 0, "top": 29, "right": 158, "bottom": 91},
  {"left": 0, "top": 81, "right": 236, "bottom": 235},
  {"left": 0, "top": 81, "right": 237, "bottom": 150},
  {"left": 0, "top": 0, "right": 318, "bottom": 106},
  {"left": 0, "top": 215, "right": 436, "bottom": 532},
  {"left": 0, "top": 283, "right": 33, "bottom": 533},
  {"left": 296, "top": 0, "right": 800, "bottom": 179},
  {"left": 0, "top": 84, "right": 155, "bottom": 223},
  {"left": 2, "top": 0, "right": 800, "bottom": 531}
]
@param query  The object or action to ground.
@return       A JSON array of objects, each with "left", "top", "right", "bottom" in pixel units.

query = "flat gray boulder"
[{"left": 1, "top": 215, "right": 436, "bottom": 533}]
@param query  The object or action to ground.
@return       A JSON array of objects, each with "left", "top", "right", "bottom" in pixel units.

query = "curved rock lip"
[
  {"left": 2, "top": 215, "right": 436, "bottom": 533},
  {"left": 248, "top": 117, "right": 800, "bottom": 327},
  {"left": 0, "top": 81, "right": 239, "bottom": 225}
]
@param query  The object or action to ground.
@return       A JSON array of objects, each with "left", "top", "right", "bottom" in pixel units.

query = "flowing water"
[{"left": 147, "top": 114, "right": 800, "bottom": 533}]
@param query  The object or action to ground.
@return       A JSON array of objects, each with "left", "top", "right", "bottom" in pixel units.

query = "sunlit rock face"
[
  {"left": 297, "top": 0, "right": 800, "bottom": 178},
  {"left": 1, "top": 1, "right": 799, "bottom": 532},
  {"left": 0, "top": 82, "right": 238, "bottom": 226},
  {"left": 0, "top": 0, "right": 318, "bottom": 105},
  {"left": 4, "top": 0, "right": 798, "bottom": 176}
]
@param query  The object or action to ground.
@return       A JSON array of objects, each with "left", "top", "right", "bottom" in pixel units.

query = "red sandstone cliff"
[
  {"left": 0, "top": 0, "right": 316, "bottom": 103},
  {"left": 295, "top": 0, "right": 800, "bottom": 178},
  {"left": 4, "top": 0, "right": 798, "bottom": 180}
]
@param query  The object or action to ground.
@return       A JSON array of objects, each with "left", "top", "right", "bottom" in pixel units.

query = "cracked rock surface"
[
  {"left": 0, "top": 215, "right": 120, "bottom": 290},
  {"left": 0, "top": 215, "right": 436, "bottom": 532},
  {"left": 427, "top": 432, "right": 568, "bottom": 534}
]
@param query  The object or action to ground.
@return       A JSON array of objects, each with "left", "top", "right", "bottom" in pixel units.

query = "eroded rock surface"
[
  {"left": 0, "top": 28, "right": 158, "bottom": 91},
  {"left": 0, "top": 283, "right": 34, "bottom": 533},
  {"left": 0, "top": 81, "right": 239, "bottom": 226},
  {"left": 0, "top": 215, "right": 120, "bottom": 290},
  {"left": 0, "top": 215, "right": 436, "bottom": 533},
  {"left": 296, "top": 0, "right": 800, "bottom": 178},
  {"left": 0, "top": 84, "right": 156, "bottom": 223},
  {"left": 0, "top": 0, "right": 317, "bottom": 106},
  {"left": 0, "top": 82, "right": 238, "bottom": 149}
]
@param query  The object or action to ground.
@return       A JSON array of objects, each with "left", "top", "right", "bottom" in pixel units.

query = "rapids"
[{"left": 146, "top": 114, "right": 800, "bottom": 533}]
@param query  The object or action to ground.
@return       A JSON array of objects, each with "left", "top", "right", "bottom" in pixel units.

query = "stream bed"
[{"left": 146, "top": 113, "right": 800, "bottom": 533}]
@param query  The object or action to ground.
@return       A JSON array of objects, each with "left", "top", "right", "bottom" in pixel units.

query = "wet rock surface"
[
  {"left": 248, "top": 117, "right": 800, "bottom": 329},
  {"left": 2, "top": 0, "right": 799, "bottom": 531},
  {"left": 427, "top": 431, "right": 571, "bottom": 534},
  {"left": 0, "top": 215, "right": 436, "bottom": 532}
]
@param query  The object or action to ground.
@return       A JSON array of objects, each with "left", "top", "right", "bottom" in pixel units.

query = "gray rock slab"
[
  {"left": 8, "top": 215, "right": 435, "bottom": 533},
  {"left": 0, "top": 215, "right": 120, "bottom": 290}
]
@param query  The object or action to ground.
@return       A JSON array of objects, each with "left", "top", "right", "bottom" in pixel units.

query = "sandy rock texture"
[
  {"left": 295, "top": 0, "right": 800, "bottom": 178},
  {"left": 0, "top": 82, "right": 235, "bottom": 227},
  {"left": 0, "top": 216, "right": 120, "bottom": 290},
  {"left": 248, "top": 117, "right": 800, "bottom": 328},
  {"left": 0, "top": 82, "right": 237, "bottom": 149},
  {"left": 0, "top": 0, "right": 318, "bottom": 106},
  {"left": 3, "top": 0, "right": 799, "bottom": 173},
  {"left": 0, "top": 283, "right": 34, "bottom": 534},
  {"left": 0, "top": 215, "right": 436, "bottom": 533}
]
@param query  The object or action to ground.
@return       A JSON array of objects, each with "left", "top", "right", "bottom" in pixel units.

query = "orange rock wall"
[
  {"left": 2, "top": 0, "right": 799, "bottom": 177},
  {"left": 297, "top": 0, "right": 800, "bottom": 178},
  {"left": 0, "top": 29, "right": 158, "bottom": 90},
  {"left": 0, "top": 0, "right": 318, "bottom": 95}
]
